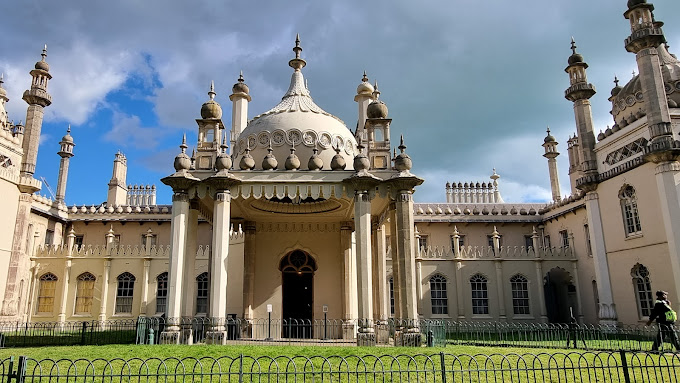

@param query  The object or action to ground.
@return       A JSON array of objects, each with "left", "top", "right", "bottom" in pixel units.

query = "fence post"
[
  {"left": 439, "top": 352, "right": 447, "bottom": 383},
  {"left": 16, "top": 356, "right": 26, "bottom": 383},
  {"left": 619, "top": 349, "right": 631, "bottom": 383},
  {"left": 81, "top": 322, "right": 87, "bottom": 345},
  {"left": 239, "top": 353, "right": 244, "bottom": 383}
]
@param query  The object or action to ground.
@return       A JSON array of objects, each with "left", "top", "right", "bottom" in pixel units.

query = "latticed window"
[
  {"left": 156, "top": 272, "right": 168, "bottom": 314},
  {"left": 631, "top": 264, "right": 653, "bottom": 318},
  {"left": 389, "top": 277, "right": 395, "bottom": 315},
  {"left": 510, "top": 274, "right": 530, "bottom": 315},
  {"left": 620, "top": 185, "right": 642, "bottom": 236},
  {"left": 74, "top": 272, "right": 95, "bottom": 314},
  {"left": 430, "top": 275, "right": 448, "bottom": 315},
  {"left": 470, "top": 274, "right": 489, "bottom": 315},
  {"left": 196, "top": 272, "right": 209, "bottom": 315},
  {"left": 115, "top": 272, "right": 135, "bottom": 314},
  {"left": 37, "top": 273, "right": 58, "bottom": 314},
  {"left": 604, "top": 138, "right": 648, "bottom": 165}
]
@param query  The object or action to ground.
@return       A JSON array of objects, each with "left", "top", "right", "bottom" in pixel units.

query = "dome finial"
[
  {"left": 0, "top": 73, "right": 4, "bottom": 86},
  {"left": 42, "top": 44, "right": 48, "bottom": 61},
  {"left": 67, "top": 124, "right": 71, "bottom": 134},
  {"left": 632, "top": 70, "right": 636, "bottom": 78},
  {"left": 180, "top": 133, "right": 187, "bottom": 153},
  {"left": 362, "top": 71, "right": 368, "bottom": 82},
  {"left": 570, "top": 37, "right": 577, "bottom": 54},
  {"left": 208, "top": 81, "right": 216, "bottom": 100},
  {"left": 289, "top": 34, "right": 307, "bottom": 71},
  {"left": 614, "top": 75, "right": 619, "bottom": 87},
  {"left": 238, "top": 70, "right": 244, "bottom": 82},
  {"left": 546, "top": 126, "right": 550, "bottom": 134},
  {"left": 399, "top": 134, "right": 406, "bottom": 153},
  {"left": 373, "top": 80, "right": 380, "bottom": 100}
]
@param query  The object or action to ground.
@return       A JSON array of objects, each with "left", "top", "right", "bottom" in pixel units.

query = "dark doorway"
[
  {"left": 544, "top": 267, "right": 578, "bottom": 323},
  {"left": 280, "top": 250, "right": 316, "bottom": 338}
]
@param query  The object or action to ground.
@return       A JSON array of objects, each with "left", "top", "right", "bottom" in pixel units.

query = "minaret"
[
  {"left": 354, "top": 71, "right": 374, "bottom": 136},
  {"left": 229, "top": 71, "right": 251, "bottom": 154},
  {"left": 0, "top": 74, "right": 9, "bottom": 130},
  {"left": 21, "top": 45, "right": 52, "bottom": 178},
  {"left": 564, "top": 38, "right": 598, "bottom": 190},
  {"left": 107, "top": 151, "right": 128, "bottom": 206},
  {"left": 364, "top": 82, "right": 391, "bottom": 169},
  {"left": 195, "top": 82, "right": 224, "bottom": 170},
  {"left": 542, "top": 127, "right": 561, "bottom": 202},
  {"left": 55, "top": 125, "right": 75, "bottom": 204},
  {"left": 624, "top": 0, "right": 674, "bottom": 152}
]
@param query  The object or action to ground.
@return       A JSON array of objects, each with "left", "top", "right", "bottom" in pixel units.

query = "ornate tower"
[
  {"left": 0, "top": 74, "right": 9, "bottom": 131},
  {"left": 21, "top": 45, "right": 52, "bottom": 178},
  {"left": 229, "top": 72, "right": 251, "bottom": 154},
  {"left": 195, "top": 82, "right": 224, "bottom": 170},
  {"left": 354, "top": 72, "right": 374, "bottom": 138},
  {"left": 364, "top": 84, "right": 392, "bottom": 170},
  {"left": 55, "top": 126, "right": 75, "bottom": 204},
  {"left": 564, "top": 38, "right": 598, "bottom": 190},
  {"left": 624, "top": 0, "right": 674, "bottom": 152},
  {"left": 107, "top": 151, "right": 128, "bottom": 206},
  {"left": 542, "top": 127, "right": 561, "bottom": 202}
]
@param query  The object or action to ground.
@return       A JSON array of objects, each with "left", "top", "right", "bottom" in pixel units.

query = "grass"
[{"left": 0, "top": 344, "right": 677, "bottom": 382}]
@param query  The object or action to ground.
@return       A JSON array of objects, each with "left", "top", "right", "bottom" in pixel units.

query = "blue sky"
[{"left": 1, "top": 0, "right": 679, "bottom": 205}]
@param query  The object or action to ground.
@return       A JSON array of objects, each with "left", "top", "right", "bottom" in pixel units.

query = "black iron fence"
[
  {"left": 0, "top": 317, "right": 678, "bottom": 352},
  {"left": 0, "top": 351, "right": 678, "bottom": 382}
]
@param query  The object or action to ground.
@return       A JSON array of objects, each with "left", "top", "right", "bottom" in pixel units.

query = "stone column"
[
  {"left": 340, "top": 222, "right": 355, "bottom": 340},
  {"left": 243, "top": 222, "right": 256, "bottom": 321},
  {"left": 374, "top": 224, "right": 388, "bottom": 320},
  {"left": 571, "top": 260, "right": 584, "bottom": 324},
  {"left": 353, "top": 190, "right": 374, "bottom": 343},
  {"left": 494, "top": 261, "right": 506, "bottom": 321},
  {"left": 584, "top": 191, "right": 617, "bottom": 325},
  {"left": 416, "top": 261, "right": 422, "bottom": 315},
  {"left": 654, "top": 162, "right": 680, "bottom": 301},
  {"left": 532, "top": 227, "right": 548, "bottom": 322},
  {"left": 98, "top": 258, "right": 111, "bottom": 322},
  {"left": 140, "top": 259, "right": 150, "bottom": 316},
  {"left": 206, "top": 189, "right": 231, "bottom": 344},
  {"left": 2, "top": 193, "right": 34, "bottom": 316},
  {"left": 394, "top": 190, "right": 418, "bottom": 322},
  {"left": 182, "top": 207, "right": 198, "bottom": 317},
  {"left": 161, "top": 191, "right": 190, "bottom": 343},
  {"left": 389, "top": 206, "right": 402, "bottom": 320},
  {"left": 57, "top": 257, "right": 72, "bottom": 324}
]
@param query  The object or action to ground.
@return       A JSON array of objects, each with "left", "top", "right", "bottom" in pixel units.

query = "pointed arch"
[
  {"left": 75, "top": 272, "right": 96, "bottom": 314},
  {"left": 37, "top": 272, "right": 58, "bottom": 314},
  {"left": 631, "top": 263, "right": 653, "bottom": 318}
]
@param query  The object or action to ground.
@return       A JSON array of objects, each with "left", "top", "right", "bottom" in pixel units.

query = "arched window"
[
  {"left": 74, "top": 272, "right": 96, "bottom": 315},
  {"left": 631, "top": 264, "right": 653, "bottom": 318},
  {"left": 389, "top": 277, "right": 395, "bottom": 315},
  {"left": 510, "top": 274, "right": 530, "bottom": 315},
  {"left": 620, "top": 185, "right": 642, "bottom": 236},
  {"left": 156, "top": 272, "right": 168, "bottom": 314},
  {"left": 37, "top": 273, "right": 58, "bottom": 313},
  {"left": 115, "top": 272, "right": 135, "bottom": 314},
  {"left": 430, "top": 275, "right": 448, "bottom": 315},
  {"left": 196, "top": 272, "right": 209, "bottom": 315},
  {"left": 470, "top": 274, "right": 489, "bottom": 315}
]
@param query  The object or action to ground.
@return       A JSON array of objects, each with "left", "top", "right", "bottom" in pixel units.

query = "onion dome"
[
  {"left": 200, "top": 81, "right": 223, "bottom": 119},
  {"left": 604, "top": 126, "right": 613, "bottom": 137},
  {"left": 232, "top": 71, "right": 250, "bottom": 95},
  {"left": 356, "top": 71, "right": 374, "bottom": 95},
  {"left": 308, "top": 148, "right": 323, "bottom": 170},
  {"left": 331, "top": 146, "right": 346, "bottom": 170},
  {"left": 612, "top": 123, "right": 621, "bottom": 132},
  {"left": 285, "top": 146, "right": 300, "bottom": 170},
  {"left": 611, "top": 76, "right": 623, "bottom": 97},
  {"left": 239, "top": 147, "right": 255, "bottom": 170},
  {"left": 262, "top": 145, "right": 278, "bottom": 170},
  {"left": 173, "top": 134, "right": 192, "bottom": 172},
  {"left": 61, "top": 125, "right": 74, "bottom": 144},
  {"left": 35, "top": 45, "right": 49, "bottom": 72},
  {"left": 446, "top": 182, "right": 451, "bottom": 188},
  {"left": 544, "top": 127, "right": 556, "bottom": 143},
  {"left": 567, "top": 38, "right": 584, "bottom": 66},
  {"left": 366, "top": 81, "right": 388, "bottom": 118},
  {"left": 597, "top": 130, "right": 606, "bottom": 141},
  {"left": 215, "top": 138, "right": 232, "bottom": 172},
  {"left": 353, "top": 139, "right": 370, "bottom": 171},
  {"left": 394, "top": 135, "right": 413, "bottom": 172}
]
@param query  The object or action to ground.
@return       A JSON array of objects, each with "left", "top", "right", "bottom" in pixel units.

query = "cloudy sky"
[{"left": 1, "top": 0, "right": 679, "bottom": 206}]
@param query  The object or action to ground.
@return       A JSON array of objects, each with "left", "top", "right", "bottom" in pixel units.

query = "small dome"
[
  {"left": 367, "top": 100, "right": 388, "bottom": 119},
  {"left": 173, "top": 136, "right": 191, "bottom": 172},
  {"left": 611, "top": 85, "right": 622, "bottom": 97},
  {"left": 308, "top": 148, "right": 323, "bottom": 171},
  {"left": 262, "top": 147, "right": 278, "bottom": 170},
  {"left": 215, "top": 152, "right": 232, "bottom": 172},
  {"left": 544, "top": 134, "right": 556, "bottom": 144},
  {"left": 239, "top": 148, "right": 255, "bottom": 170},
  {"left": 597, "top": 131, "right": 606, "bottom": 141},
  {"left": 357, "top": 72, "right": 374, "bottom": 95},
  {"left": 61, "top": 132, "right": 74, "bottom": 144},
  {"left": 627, "top": 0, "right": 646, "bottom": 8},
  {"left": 330, "top": 147, "right": 346, "bottom": 170},
  {"left": 284, "top": 148, "right": 300, "bottom": 170},
  {"left": 567, "top": 53, "right": 583, "bottom": 66},
  {"left": 35, "top": 60, "right": 49, "bottom": 72},
  {"left": 232, "top": 72, "right": 250, "bottom": 95},
  {"left": 200, "top": 82, "right": 222, "bottom": 119}
]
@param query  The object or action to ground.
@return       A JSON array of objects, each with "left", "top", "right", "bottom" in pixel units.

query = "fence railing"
[
  {"left": 0, "top": 351, "right": 678, "bottom": 383},
  {"left": 1, "top": 317, "right": 678, "bottom": 352}
]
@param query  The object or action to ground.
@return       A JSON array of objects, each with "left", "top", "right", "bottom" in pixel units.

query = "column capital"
[
  {"left": 244, "top": 221, "right": 256, "bottom": 234},
  {"left": 584, "top": 191, "right": 599, "bottom": 201},
  {"left": 161, "top": 174, "right": 199, "bottom": 193},
  {"left": 654, "top": 160, "right": 680, "bottom": 174},
  {"left": 215, "top": 190, "right": 231, "bottom": 202},
  {"left": 172, "top": 191, "right": 190, "bottom": 203},
  {"left": 341, "top": 221, "right": 354, "bottom": 231}
]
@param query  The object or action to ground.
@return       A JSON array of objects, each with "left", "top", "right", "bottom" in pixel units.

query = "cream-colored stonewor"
[{"left": 0, "top": 1, "right": 679, "bottom": 343}]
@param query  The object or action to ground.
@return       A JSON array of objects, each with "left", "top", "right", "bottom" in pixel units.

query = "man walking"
[{"left": 646, "top": 290, "right": 680, "bottom": 352}]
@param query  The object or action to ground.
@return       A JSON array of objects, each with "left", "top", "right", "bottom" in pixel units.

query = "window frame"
[
  {"left": 470, "top": 273, "right": 489, "bottom": 315},
  {"left": 620, "top": 185, "right": 643, "bottom": 237},
  {"left": 156, "top": 272, "right": 168, "bottom": 314},
  {"left": 510, "top": 274, "right": 530, "bottom": 315},
  {"left": 74, "top": 272, "right": 96, "bottom": 315},
  {"left": 429, "top": 275, "right": 448, "bottom": 315},
  {"left": 631, "top": 264, "right": 653, "bottom": 318},
  {"left": 195, "top": 272, "right": 209, "bottom": 315},
  {"left": 37, "top": 272, "right": 58, "bottom": 314},
  {"left": 114, "top": 272, "right": 136, "bottom": 315}
]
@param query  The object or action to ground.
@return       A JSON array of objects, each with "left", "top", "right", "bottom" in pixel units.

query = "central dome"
[{"left": 233, "top": 39, "right": 357, "bottom": 170}]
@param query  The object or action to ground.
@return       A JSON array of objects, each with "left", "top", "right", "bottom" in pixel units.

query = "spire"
[
  {"left": 289, "top": 34, "right": 306, "bottom": 71},
  {"left": 181, "top": 133, "right": 187, "bottom": 153},
  {"left": 570, "top": 37, "right": 576, "bottom": 54},
  {"left": 614, "top": 76, "right": 619, "bottom": 87},
  {"left": 373, "top": 81, "right": 380, "bottom": 99},
  {"left": 209, "top": 80, "right": 215, "bottom": 100}
]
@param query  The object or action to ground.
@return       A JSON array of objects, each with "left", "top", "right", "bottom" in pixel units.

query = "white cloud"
[{"left": 104, "top": 113, "right": 161, "bottom": 149}]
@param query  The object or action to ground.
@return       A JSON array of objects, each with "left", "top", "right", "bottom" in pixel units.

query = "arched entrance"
[
  {"left": 544, "top": 267, "right": 578, "bottom": 323},
  {"left": 280, "top": 250, "right": 316, "bottom": 338}
]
